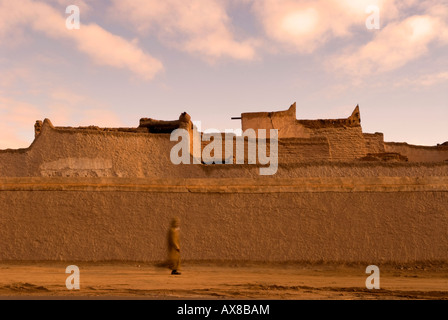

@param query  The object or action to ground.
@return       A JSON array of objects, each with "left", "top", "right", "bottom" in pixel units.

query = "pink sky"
[{"left": 0, "top": 0, "right": 447, "bottom": 149}]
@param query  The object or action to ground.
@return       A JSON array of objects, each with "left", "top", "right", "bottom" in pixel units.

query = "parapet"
[
  {"left": 139, "top": 112, "right": 192, "bottom": 133},
  {"left": 297, "top": 105, "right": 361, "bottom": 128},
  {"left": 32, "top": 112, "right": 193, "bottom": 138},
  {"left": 3, "top": 104, "right": 448, "bottom": 165}
]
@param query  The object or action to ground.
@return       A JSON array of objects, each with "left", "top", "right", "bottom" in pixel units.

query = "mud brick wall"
[
  {"left": 278, "top": 138, "right": 330, "bottom": 163},
  {"left": 1, "top": 122, "right": 447, "bottom": 263},
  {"left": 0, "top": 120, "right": 180, "bottom": 178},
  {"left": 385, "top": 142, "right": 448, "bottom": 163},
  {"left": 0, "top": 177, "right": 447, "bottom": 262},
  {"left": 1, "top": 122, "right": 447, "bottom": 179},
  {"left": 310, "top": 127, "right": 367, "bottom": 161},
  {"left": 199, "top": 137, "right": 331, "bottom": 164},
  {"left": 364, "top": 133, "right": 386, "bottom": 154}
]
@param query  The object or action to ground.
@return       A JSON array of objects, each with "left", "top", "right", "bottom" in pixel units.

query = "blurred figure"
[{"left": 167, "top": 217, "right": 181, "bottom": 275}]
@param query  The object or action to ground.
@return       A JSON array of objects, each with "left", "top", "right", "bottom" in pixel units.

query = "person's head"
[{"left": 171, "top": 217, "right": 180, "bottom": 228}]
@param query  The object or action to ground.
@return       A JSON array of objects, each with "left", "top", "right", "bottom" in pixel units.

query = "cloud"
[
  {"left": 0, "top": 94, "right": 42, "bottom": 149},
  {"left": 0, "top": 85, "right": 124, "bottom": 149},
  {"left": 330, "top": 13, "right": 448, "bottom": 76},
  {"left": 72, "top": 24, "right": 163, "bottom": 80},
  {"left": 50, "top": 88, "right": 86, "bottom": 106},
  {"left": 0, "top": 0, "right": 163, "bottom": 80},
  {"left": 251, "top": 0, "right": 448, "bottom": 75},
  {"left": 80, "top": 109, "right": 123, "bottom": 127},
  {"left": 45, "top": 88, "right": 124, "bottom": 128},
  {"left": 45, "top": 0, "right": 91, "bottom": 14},
  {"left": 251, "top": 0, "right": 394, "bottom": 54},
  {"left": 395, "top": 71, "right": 448, "bottom": 87},
  {"left": 0, "top": 67, "right": 33, "bottom": 89},
  {"left": 109, "top": 0, "right": 256, "bottom": 61}
]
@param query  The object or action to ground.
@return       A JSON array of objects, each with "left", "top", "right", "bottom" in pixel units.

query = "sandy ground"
[{"left": 0, "top": 262, "right": 447, "bottom": 300}]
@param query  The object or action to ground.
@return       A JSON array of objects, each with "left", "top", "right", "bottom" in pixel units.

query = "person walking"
[{"left": 167, "top": 217, "right": 181, "bottom": 275}]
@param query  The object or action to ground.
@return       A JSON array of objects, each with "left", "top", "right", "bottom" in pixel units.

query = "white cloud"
[
  {"left": 251, "top": 0, "right": 393, "bottom": 53},
  {"left": 45, "top": 0, "right": 91, "bottom": 14},
  {"left": 0, "top": 0, "right": 163, "bottom": 80},
  {"left": 330, "top": 14, "right": 448, "bottom": 76},
  {"left": 0, "top": 85, "right": 124, "bottom": 149},
  {"left": 109, "top": 0, "right": 256, "bottom": 61},
  {"left": 395, "top": 71, "right": 448, "bottom": 87},
  {"left": 0, "top": 94, "right": 42, "bottom": 149},
  {"left": 72, "top": 24, "right": 163, "bottom": 80},
  {"left": 45, "top": 88, "right": 124, "bottom": 128},
  {"left": 252, "top": 0, "right": 448, "bottom": 76}
]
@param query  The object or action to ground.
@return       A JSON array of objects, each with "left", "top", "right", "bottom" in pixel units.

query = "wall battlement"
[{"left": 2, "top": 103, "right": 447, "bottom": 168}]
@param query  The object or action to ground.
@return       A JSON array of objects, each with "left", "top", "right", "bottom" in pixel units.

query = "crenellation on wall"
[
  {"left": 1, "top": 104, "right": 446, "bottom": 170},
  {"left": 1, "top": 117, "right": 447, "bottom": 178},
  {"left": 239, "top": 103, "right": 383, "bottom": 162}
]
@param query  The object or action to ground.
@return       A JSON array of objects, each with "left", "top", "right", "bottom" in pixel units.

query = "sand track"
[{"left": 1, "top": 262, "right": 447, "bottom": 299}]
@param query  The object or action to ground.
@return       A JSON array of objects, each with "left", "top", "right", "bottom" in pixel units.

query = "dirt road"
[{"left": 0, "top": 262, "right": 447, "bottom": 299}]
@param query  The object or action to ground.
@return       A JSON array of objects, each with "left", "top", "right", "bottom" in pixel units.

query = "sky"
[{"left": 0, "top": 0, "right": 447, "bottom": 149}]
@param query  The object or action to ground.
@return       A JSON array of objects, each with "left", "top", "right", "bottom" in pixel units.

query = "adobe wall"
[
  {"left": 1, "top": 122, "right": 447, "bottom": 263},
  {"left": 1, "top": 123, "right": 447, "bottom": 178},
  {"left": 0, "top": 177, "right": 447, "bottom": 262},
  {"left": 385, "top": 142, "right": 448, "bottom": 163},
  {"left": 0, "top": 120, "right": 181, "bottom": 178},
  {"left": 240, "top": 104, "right": 368, "bottom": 160},
  {"left": 310, "top": 127, "right": 367, "bottom": 160},
  {"left": 278, "top": 138, "right": 330, "bottom": 162},
  {"left": 241, "top": 104, "right": 311, "bottom": 139},
  {"left": 1, "top": 120, "right": 448, "bottom": 178},
  {"left": 364, "top": 133, "right": 386, "bottom": 154},
  {"left": 200, "top": 135, "right": 331, "bottom": 164}
]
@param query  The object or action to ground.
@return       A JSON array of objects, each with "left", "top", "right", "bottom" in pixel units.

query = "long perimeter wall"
[{"left": 1, "top": 177, "right": 447, "bottom": 263}]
